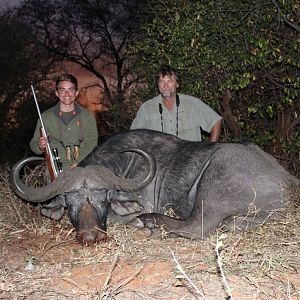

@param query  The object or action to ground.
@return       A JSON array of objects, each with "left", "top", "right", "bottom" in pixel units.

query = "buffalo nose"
[{"left": 77, "top": 229, "right": 107, "bottom": 245}]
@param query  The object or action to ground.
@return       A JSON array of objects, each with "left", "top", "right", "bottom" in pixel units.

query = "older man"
[{"left": 131, "top": 65, "right": 222, "bottom": 142}]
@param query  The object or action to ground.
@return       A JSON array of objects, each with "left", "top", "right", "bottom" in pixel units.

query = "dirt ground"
[{"left": 0, "top": 167, "right": 300, "bottom": 300}]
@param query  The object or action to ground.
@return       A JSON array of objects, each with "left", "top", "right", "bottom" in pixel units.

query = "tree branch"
[{"left": 272, "top": 0, "right": 300, "bottom": 33}]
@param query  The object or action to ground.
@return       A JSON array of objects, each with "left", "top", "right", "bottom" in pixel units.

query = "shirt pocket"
[
  {"left": 149, "top": 113, "right": 163, "bottom": 131},
  {"left": 178, "top": 111, "right": 193, "bottom": 130},
  {"left": 178, "top": 112, "right": 200, "bottom": 141}
]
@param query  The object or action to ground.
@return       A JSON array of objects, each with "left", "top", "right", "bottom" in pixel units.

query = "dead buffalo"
[{"left": 10, "top": 129, "right": 300, "bottom": 244}]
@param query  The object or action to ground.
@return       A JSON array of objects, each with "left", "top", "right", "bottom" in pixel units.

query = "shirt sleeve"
[
  {"left": 197, "top": 101, "right": 222, "bottom": 133},
  {"left": 130, "top": 105, "right": 148, "bottom": 129},
  {"left": 30, "top": 119, "right": 44, "bottom": 155}
]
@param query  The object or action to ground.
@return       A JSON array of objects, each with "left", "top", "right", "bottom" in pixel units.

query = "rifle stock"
[
  {"left": 39, "top": 127, "right": 58, "bottom": 181},
  {"left": 31, "top": 85, "right": 61, "bottom": 181}
]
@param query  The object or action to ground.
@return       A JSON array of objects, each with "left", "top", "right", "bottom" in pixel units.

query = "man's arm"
[
  {"left": 130, "top": 106, "right": 145, "bottom": 129},
  {"left": 209, "top": 119, "right": 222, "bottom": 142},
  {"left": 30, "top": 120, "right": 45, "bottom": 154}
]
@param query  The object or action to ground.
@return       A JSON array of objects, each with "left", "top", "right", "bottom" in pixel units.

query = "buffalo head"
[{"left": 10, "top": 148, "right": 156, "bottom": 245}]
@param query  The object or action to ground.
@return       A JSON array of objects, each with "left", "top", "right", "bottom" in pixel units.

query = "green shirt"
[
  {"left": 130, "top": 93, "right": 222, "bottom": 141},
  {"left": 30, "top": 103, "right": 98, "bottom": 168}
]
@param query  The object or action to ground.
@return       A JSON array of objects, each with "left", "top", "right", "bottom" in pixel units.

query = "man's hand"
[
  {"left": 70, "top": 162, "right": 78, "bottom": 169},
  {"left": 38, "top": 136, "right": 48, "bottom": 151}
]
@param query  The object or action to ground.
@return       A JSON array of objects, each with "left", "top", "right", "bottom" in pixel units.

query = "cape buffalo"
[{"left": 10, "top": 129, "right": 300, "bottom": 244}]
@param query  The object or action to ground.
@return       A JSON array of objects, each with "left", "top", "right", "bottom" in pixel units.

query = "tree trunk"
[
  {"left": 219, "top": 90, "right": 241, "bottom": 140},
  {"left": 275, "top": 110, "right": 300, "bottom": 141}
]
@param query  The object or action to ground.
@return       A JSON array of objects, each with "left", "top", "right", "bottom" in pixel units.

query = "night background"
[
  {"left": 0, "top": 1, "right": 299, "bottom": 299},
  {"left": 0, "top": 0, "right": 299, "bottom": 175}
]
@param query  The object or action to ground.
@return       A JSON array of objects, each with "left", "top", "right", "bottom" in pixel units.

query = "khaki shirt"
[{"left": 131, "top": 94, "right": 222, "bottom": 141}]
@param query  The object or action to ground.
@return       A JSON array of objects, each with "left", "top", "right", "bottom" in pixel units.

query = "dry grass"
[{"left": 1, "top": 164, "right": 300, "bottom": 300}]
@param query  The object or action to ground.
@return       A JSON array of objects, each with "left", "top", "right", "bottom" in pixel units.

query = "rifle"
[{"left": 31, "top": 85, "right": 63, "bottom": 181}]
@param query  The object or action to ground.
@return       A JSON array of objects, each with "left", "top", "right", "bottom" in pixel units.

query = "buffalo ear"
[
  {"left": 107, "top": 190, "right": 139, "bottom": 202},
  {"left": 110, "top": 199, "right": 142, "bottom": 216}
]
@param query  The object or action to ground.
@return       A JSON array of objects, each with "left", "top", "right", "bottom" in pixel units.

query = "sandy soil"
[{"left": 0, "top": 170, "right": 299, "bottom": 300}]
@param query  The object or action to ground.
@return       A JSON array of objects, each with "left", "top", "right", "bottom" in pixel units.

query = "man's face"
[
  {"left": 158, "top": 74, "right": 179, "bottom": 100},
  {"left": 55, "top": 80, "right": 79, "bottom": 106}
]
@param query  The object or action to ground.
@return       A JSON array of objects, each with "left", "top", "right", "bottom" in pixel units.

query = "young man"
[
  {"left": 30, "top": 73, "right": 98, "bottom": 219},
  {"left": 131, "top": 66, "right": 222, "bottom": 142},
  {"left": 30, "top": 73, "right": 98, "bottom": 169}
]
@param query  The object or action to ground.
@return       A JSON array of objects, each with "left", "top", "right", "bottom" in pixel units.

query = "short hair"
[
  {"left": 56, "top": 74, "right": 78, "bottom": 90},
  {"left": 156, "top": 65, "right": 179, "bottom": 86}
]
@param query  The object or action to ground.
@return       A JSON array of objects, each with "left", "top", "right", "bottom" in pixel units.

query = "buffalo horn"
[
  {"left": 87, "top": 147, "right": 156, "bottom": 191},
  {"left": 10, "top": 157, "right": 79, "bottom": 202}
]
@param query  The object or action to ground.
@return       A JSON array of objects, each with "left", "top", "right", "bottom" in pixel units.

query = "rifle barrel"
[{"left": 31, "top": 85, "right": 59, "bottom": 179}]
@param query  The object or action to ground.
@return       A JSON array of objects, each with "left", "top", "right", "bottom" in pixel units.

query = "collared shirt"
[
  {"left": 130, "top": 93, "right": 222, "bottom": 141},
  {"left": 30, "top": 102, "right": 98, "bottom": 168}
]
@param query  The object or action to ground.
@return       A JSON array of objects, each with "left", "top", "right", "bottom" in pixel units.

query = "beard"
[
  {"left": 161, "top": 92, "right": 171, "bottom": 98},
  {"left": 161, "top": 90, "right": 175, "bottom": 98}
]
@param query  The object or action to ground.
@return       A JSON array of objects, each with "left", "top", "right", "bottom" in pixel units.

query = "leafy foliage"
[
  {"left": 1, "top": 0, "right": 299, "bottom": 175},
  {"left": 131, "top": 0, "right": 300, "bottom": 151}
]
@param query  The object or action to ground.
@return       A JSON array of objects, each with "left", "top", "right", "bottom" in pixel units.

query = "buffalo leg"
[{"left": 137, "top": 208, "right": 221, "bottom": 240}]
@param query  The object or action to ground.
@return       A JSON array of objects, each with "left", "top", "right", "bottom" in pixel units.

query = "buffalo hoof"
[
  {"left": 133, "top": 228, "right": 152, "bottom": 241},
  {"left": 138, "top": 213, "right": 159, "bottom": 229},
  {"left": 76, "top": 229, "right": 107, "bottom": 245},
  {"left": 41, "top": 206, "right": 65, "bottom": 221}
]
